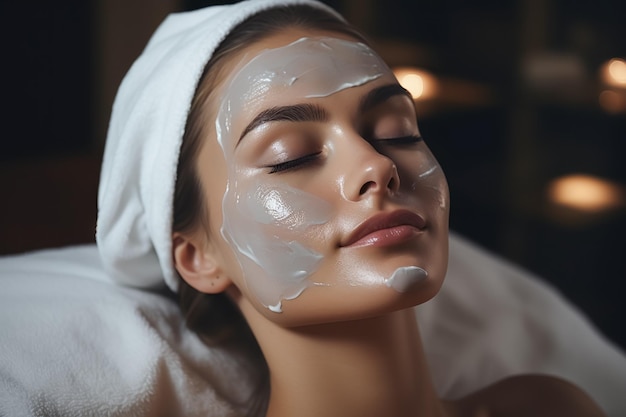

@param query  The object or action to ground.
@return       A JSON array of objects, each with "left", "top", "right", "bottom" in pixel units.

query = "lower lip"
[{"left": 347, "top": 225, "right": 421, "bottom": 248}]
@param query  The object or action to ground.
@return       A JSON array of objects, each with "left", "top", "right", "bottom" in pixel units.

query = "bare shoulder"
[{"left": 448, "top": 374, "right": 606, "bottom": 417}]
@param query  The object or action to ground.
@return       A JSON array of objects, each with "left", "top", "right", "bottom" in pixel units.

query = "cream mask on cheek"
[
  {"left": 235, "top": 181, "right": 333, "bottom": 313},
  {"left": 214, "top": 37, "right": 442, "bottom": 312}
]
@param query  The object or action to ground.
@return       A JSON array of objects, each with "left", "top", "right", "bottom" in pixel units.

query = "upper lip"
[{"left": 340, "top": 209, "right": 426, "bottom": 247}]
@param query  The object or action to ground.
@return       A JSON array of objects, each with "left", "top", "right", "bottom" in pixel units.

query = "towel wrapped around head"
[{"left": 96, "top": 0, "right": 340, "bottom": 292}]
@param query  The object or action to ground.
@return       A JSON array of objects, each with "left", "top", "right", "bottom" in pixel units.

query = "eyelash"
[
  {"left": 372, "top": 135, "right": 423, "bottom": 146},
  {"left": 266, "top": 135, "right": 422, "bottom": 174},
  {"left": 267, "top": 152, "right": 322, "bottom": 173}
]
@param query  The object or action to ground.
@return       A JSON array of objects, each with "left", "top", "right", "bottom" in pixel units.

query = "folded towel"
[
  {"left": 0, "top": 245, "right": 262, "bottom": 416},
  {"left": 96, "top": 0, "right": 340, "bottom": 292}
]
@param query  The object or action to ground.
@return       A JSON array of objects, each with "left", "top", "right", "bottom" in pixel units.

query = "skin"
[{"left": 172, "top": 27, "right": 606, "bottom": 417}]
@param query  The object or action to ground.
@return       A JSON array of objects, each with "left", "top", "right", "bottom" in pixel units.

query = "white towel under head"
[{"left": 96, "top": 0, "right": 340, "bottom": 292}]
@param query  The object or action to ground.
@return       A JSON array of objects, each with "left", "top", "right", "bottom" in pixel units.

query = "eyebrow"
[
  {"left": 358, "top": 83, "right": 413, "bottom": 114},
  {"left": 237, "top": 83, "right": 413, "bottom": 144},
  {"left": 238, "top": 103, "right": 329, "bottom": 144}
]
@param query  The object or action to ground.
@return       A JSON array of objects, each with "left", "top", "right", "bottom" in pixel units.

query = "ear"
[{"left": 172, "top": 232, "right": 232, "bottom": 294}]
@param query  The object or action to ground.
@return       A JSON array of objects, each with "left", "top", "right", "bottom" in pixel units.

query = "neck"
[{"left": 243, "top": 305, "right": 447, "bottom": 417}]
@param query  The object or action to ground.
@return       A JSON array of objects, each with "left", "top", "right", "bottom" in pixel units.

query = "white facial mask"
[
  {"left": 215, "top": 37, "right": 392, "bottom": 312},
  {"left": 386, "top": 266, "right": 428, "bottom": 292},
  {"left": 216, "top": 37, "right": 387, "bottom": 142},
  {"left": 214, "top": 37, "right": 443, "bottom": 312},
  {"left": 230, "top": 181, "right": 333, "bottom": 312}
]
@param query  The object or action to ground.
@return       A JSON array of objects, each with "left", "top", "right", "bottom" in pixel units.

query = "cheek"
[
  {"left": 198, "top": 142, "right": 229, "bottom": 234},
  {"left": 221, "top": 177, "right": 333, "bottom": 312},
  {"left": 195, "top": 140, "right": 245, "bottom": 278},
  {"left": 395, "top": 146, "right": 449, "bottom": 212},
  {"left": 243, "top": 182, "right": 332, "bottom": 233}
]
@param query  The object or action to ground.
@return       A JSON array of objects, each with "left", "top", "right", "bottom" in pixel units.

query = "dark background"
[{"left": 1, "top": 0, "right": 624, "bottom": 350}]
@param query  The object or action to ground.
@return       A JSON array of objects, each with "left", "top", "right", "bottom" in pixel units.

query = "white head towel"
[{"left": 96, "top": 0, "right": 341, "bottom": 291}]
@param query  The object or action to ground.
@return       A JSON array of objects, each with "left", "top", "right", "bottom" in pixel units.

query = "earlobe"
[{"left": 172, "top": 233, "right": 232, "bottom": 294}]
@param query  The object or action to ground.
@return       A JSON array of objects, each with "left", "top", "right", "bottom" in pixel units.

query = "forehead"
[
  {"left": 214, "top": 31, "right": 394, "bottom": 149},
  {"left": 213, "top": 28, "right": 357, "bottom": 97},
  {"left": 227, "top": 36, "right": 388, "bottom": 98},
  {"left": 228, "top": 27, "right": 362, "bottom": 67}
]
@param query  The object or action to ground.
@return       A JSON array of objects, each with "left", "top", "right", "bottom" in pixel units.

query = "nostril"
[
  {"left": 358, "top": 177, "right": 397, "bottom": 196},
  {"left": 359, "top": 181, "right": 375, "bottom": 195}
]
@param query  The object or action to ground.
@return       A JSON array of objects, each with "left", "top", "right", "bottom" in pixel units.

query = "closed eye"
[
  {"left": 373, "top": 135, "right": 423, "bottom": 146},
  {"left": 267, "top": 152, "right": 322, "bottom": 173}
]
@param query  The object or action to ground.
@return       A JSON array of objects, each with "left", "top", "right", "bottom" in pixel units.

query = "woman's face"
[{"left": 195, "top": 28, "right": 449, "bottom": 326}]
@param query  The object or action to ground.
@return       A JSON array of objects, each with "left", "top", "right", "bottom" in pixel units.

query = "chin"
[
  {"left": 241, "top": 226, "right": 449, "bottom": 328},
  {"left": 249, "top": 260, "right": 447, "bottom": 329}
]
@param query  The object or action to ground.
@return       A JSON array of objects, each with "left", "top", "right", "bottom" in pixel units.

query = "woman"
[{"left": 97, "top": 1, "right": 606, "bottom": 416}]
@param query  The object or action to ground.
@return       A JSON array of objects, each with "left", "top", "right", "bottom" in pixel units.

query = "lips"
[{"left": 341, "top": 209, "right": 426, "bottom": 248}]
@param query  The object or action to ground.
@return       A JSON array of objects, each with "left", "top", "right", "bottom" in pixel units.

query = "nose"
[{"left": 343, "top": 141, "right": 400, "bottom": 202}]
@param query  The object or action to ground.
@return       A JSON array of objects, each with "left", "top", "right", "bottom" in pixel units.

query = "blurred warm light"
[
  {"left": 548, "top": 174, "right": 624, "bottom": 213},
  {"left": 599, "top": 90, "right": 626, "bottom": 113},
  {"left": 393, "top": 67, "right": 438, "bottom": 100},
  {"left": 602, "top": 58, "right": 626, "bottom": 87},
  {"left": 400, "top": 73, "right": 424, "bottom": 97}
]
